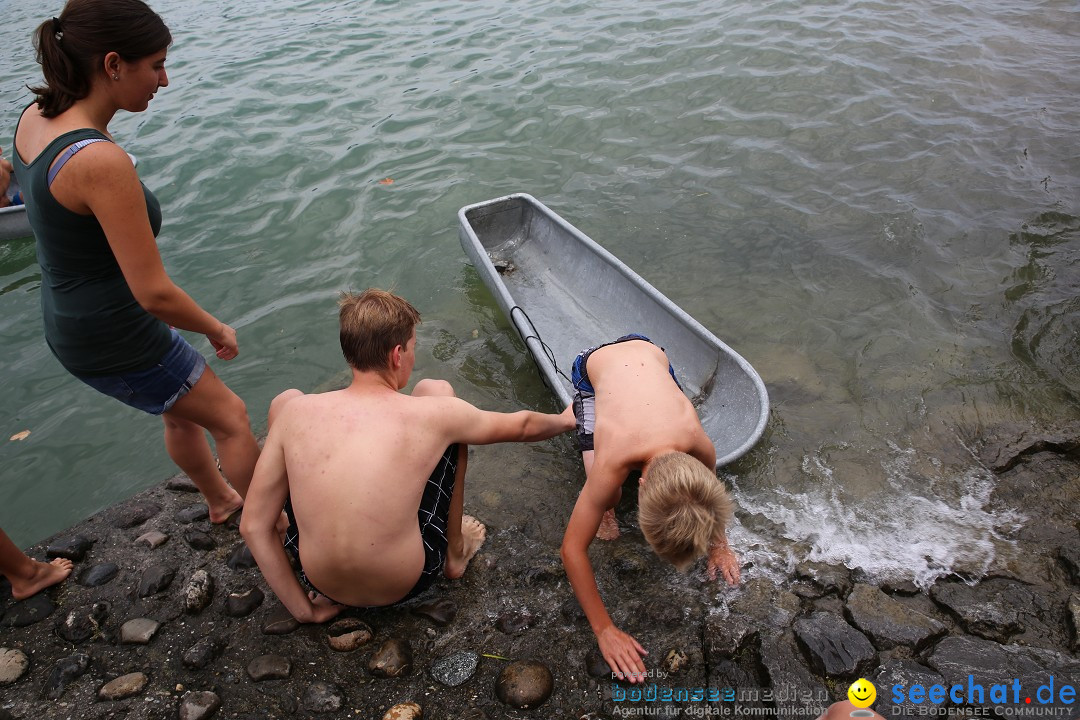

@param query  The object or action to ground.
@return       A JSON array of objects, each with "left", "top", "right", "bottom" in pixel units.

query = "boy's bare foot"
[
  {"left": 596, "top": 508, "right": 620, "bottom": 540},
  {"left": 10, "top": 558, "right": 73, "bottom": 600},
  {"left": 444, "top": 515, "right": 486, "bottom": 579},
  {"left": 207, "top": 488, "right": 245, "bottom": 525},
  {"left": 208, "top": 500, "right": 244, "bottom": 525}
]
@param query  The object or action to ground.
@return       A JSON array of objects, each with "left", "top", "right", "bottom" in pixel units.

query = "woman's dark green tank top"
[{"left": 13, "top": 126, "right": 173, "bottom": 376}]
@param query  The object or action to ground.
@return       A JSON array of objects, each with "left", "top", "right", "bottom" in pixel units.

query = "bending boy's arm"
[
  {"left": 560, "top": 472, "right": 648, "bottom": 683},
  {"left": 707, "top": 527, "right": 741, "bottom": 586},
  {"left": 239, "top": 429, "right": 339, "bottom": 624}
]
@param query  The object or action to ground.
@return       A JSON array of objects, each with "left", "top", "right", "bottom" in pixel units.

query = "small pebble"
[
  {"left": 428, "top": 650, "right": 478, "bottom": 687},
  {"left": 494, "top": 659, "right": 553, "bottom": 709},
  {"left": 78, "top": 562, "right": 119, "bottom": 587},
  {"left": 120, "top": 617, "right": 160, "bottom": 644},
  {"left": 0, "top": 648, "right": 29, "bottom": 685},
  {"left": 226, "top": 543, "right": 257, "bottom": 570},
  {"left": 302, "top": 680, "right": 344, "bottom": 713},
  {"left": 135, "top": 530, "right": 169, "bottom": 548},
  {"left": 225, "top": 587, "right": 264, "bottom": 617},
  {"left": 184, "top": 530, "right": 216, "bottom": 551},
  {"left": 263, "top": 604, "right": 300, "bottom": 635},
  {"left": 42, "top": 653, "right": 91, "bottom": 700},
  {"left": 367, "top": 638, "right": 413, "bottom": 678},
  {"left": 185, "top": 569, "right": 215, "bottom": 613},
  {"left": 179, "top": 690, "right": 221, "bottom": 720},
  {"left": 182, "top": 636, "right": 226, "bottom": 670},
  {"left": 138, "top": 565, "right": 176, "bottom": 597},
  {"left": 114, "top": 501, "right": 161, "bottom": 528},
  {"left": 382, "top": 702, "right": 423, "bottom": 720},
  {"left": 45, "top": 535, "right": 93, "bottom": 561},
  {"left": 247, "top": 654, "right": 291, "bottom": 681},
  {"left": 327, "top": 618, "right": 373, "bottom": 651},
  {"left": 98, "top": 672, "right": 148, "bottom": 700}
]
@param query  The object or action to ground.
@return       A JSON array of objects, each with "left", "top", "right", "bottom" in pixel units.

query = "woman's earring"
[{"left": 112, "top": 74, "right": 119, "bottom": 81}]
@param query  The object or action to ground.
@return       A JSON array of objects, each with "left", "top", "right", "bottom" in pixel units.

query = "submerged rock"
[
  {"left": 368, "top": 638, "right": 413, "bottom": 678},
  {"left": 845, "top": 583, "right": 947, "bottom": 649},
  {"left": 494, "top": 659, "right": 553, "bottom": 709},
  {"left": 793, "top": 612, "right": 876, "bottom": 677}
]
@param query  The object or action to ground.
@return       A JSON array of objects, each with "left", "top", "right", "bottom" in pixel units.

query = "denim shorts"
[{"left": 74, "top": 330, "right": 207, "bottom": 416}]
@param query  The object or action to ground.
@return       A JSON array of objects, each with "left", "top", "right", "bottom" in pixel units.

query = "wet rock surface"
[{"left": 0, "top": 433, "right": 1077, "bottom": 718}]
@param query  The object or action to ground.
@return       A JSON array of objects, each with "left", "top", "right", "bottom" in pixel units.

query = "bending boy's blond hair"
[{"left": 638, "top": 451, "right": 734, "bottom": 571}]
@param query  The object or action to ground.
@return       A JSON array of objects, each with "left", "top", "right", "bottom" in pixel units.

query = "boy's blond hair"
[
  {"left": 638, "top": 451, "right": 733, "bottom": 571},
  {"left": 338, "top": 289, "right": 421, "bottom": 371}
]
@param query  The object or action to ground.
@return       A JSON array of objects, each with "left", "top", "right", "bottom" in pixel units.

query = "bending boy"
[
  {"left": 241, "top": 289, "right": 574, "bottom": 621},
  {"left": 560, "top": 334, "right": 740, "bottom": 683}
]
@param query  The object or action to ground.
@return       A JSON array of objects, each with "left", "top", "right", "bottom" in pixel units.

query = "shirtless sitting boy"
[
  {"left": 560, "top": 334, "right": 741, "bottom": 683},
  {"left": 240, "top": 289, "right": 574, "bottom": 622}
]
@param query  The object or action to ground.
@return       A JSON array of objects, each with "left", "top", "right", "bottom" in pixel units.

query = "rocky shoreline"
[{"left": 1, "top": 427, "right": 1078, "bottom": 720}]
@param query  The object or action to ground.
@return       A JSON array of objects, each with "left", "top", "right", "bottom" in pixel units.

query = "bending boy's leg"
[
  {"left": 411, "top": 380, "right": 486, "bottom": 580},
  {"left": 0, "top": 528, "right": 72, "bottom": 600}
]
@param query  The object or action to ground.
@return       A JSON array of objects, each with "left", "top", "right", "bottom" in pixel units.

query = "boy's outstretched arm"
[
  {"left": 560, "top": 472, "right": 649, "bottom": 684},
  {"left": 239, "top": 429, "right": 341, "bottom": 624},
  {"left": 707, "top": 530, "right": 741, "bottom": 585}
]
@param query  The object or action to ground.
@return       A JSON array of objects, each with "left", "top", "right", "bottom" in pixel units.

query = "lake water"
[{"left": 1, "top": 0, "right": 1077, "bottom": 589}]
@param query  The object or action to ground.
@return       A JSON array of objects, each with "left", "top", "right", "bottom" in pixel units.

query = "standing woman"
[{"left": 12, "top": 0, "right": 260, "bottom": 521}]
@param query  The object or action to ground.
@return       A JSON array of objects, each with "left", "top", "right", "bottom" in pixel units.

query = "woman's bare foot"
[
  {"left": 9, "top": 558, "right": 73, "bottom": 600},
  {"left": 596, "top": 508, "right": 620, "bottom": 540},
  {"left": 207, "top": 489, "right": 244, "bottom": 525},
  {"left": 444, "top": 515, "right": 486, "bottom": 579}
]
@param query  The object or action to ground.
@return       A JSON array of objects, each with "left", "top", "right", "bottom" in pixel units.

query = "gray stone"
[
  {"left": 795, "top": 561, "right": 852, "bottom": 596},
  {"left": 302, "top": 680, "right": 344, "bottom": 713},
  {"left": 98, "top": 672, "right": 148, "bottom": 700},
  {"left": 120, "top": 617, "right": 160, "bottom": 644},
  {"left": 45, "top": 535, "right": 93, "bottom": 561},
  {"left": 0, "top": 648, "right": 29, "bottom": 685},
  {"left": 980, "top": 424, "right": 1080, "bottom": 472},
  {"left": 1, "top": 594, "right": 55, "bottom": 627},
  {"left": 494, "top": 659, "right": 553, "bottom": 709},
  {"left": 138, "top": 565, "right": 176, "bottom": 597},
  {"left": 263, "top": 604, "right": 300, "bottom": 635},
  {"left": 1057, "top": 541, "right": 1080, "bottom": 585},
  {"left": 176, "top": 504, "right": 210, "bottom": 523},
  {"left": 367, "top": 638, "right": 414, "bottom": 678},
  {"left": 882, "top": 578, "right": 921, "bottom": 595},
  {"left": 179, "top": 690, "right": 221, "bottom": 720},
  {"left": 183, "top": 636, "right": 226, "bottom": 669},
  {"left": 185, "top": 569, "right": 214, "bottom": 613},
  {"left": 412, "top": 597, "right": 457, "bottom": 626},
  {"left": 327, "top": 617, "right": 373, "bottom": 651},
  {"left": 135, "top": 530, "right": 169, "bottom": 548},
  {"left": 704, "top": 612, "right": 758, "bottom": 659},
  {"left": 56, "top": 609, "right": 96, "bottom": 643},
  {"left": 930, "top": 579, "right": 1029, "bottom": 643},
  {"left": 167, "top": 476, "right": 200, "bottom": 492},
  {"left": 846, "top": 583, "right": 947, "bottom": 649},
  {"left": 870, "top": 660, "right": 946, "bottom": 717},
  {"left": 78, "top": 562, "right": 119, "bottom": 587},
  {"left": 247, "top": 654, "right": 291, "bottom": 681},
  {"left": 114, "top": 501, "right": 161, "bottom": 528},
  {"left": 41, "top": 653, "right": 90, "bottom": 700},
  {"left": 184, "top": 530, "right": 216, "bottom": 551},
  {"left": 793, "top": 612, "right": 876, "bottom": 677},
  {"left": 226, "top": 543, "right": 257, "bottom": 570},
  {"left": 429, "top": 650, "right": 478, "bottom": 687},
  {"left": 224, "top": 587, "right": 264, "bottom": 617},
  {"left": 382, "top": 703, "right": 423, "bottom": 720}
]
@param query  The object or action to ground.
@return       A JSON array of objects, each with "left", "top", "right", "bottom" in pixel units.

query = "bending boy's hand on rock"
[
  {"left": 707, "top": 544, "right": 741, "bottom": 586},
  {"left": 598, "top": 625, "right": 649, "bottom": 684},
  {"left": 306, "top": 591, "right": 344, "bottom": 623}
]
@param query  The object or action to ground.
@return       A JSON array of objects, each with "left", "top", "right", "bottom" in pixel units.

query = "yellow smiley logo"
[{"left": 848, "top": 678, "right": 876, "bottom": 708}]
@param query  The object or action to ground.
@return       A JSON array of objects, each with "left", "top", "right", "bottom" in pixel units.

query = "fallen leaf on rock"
[{"left": 10, "top": 430, "right": 31, "bottom": 441}]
